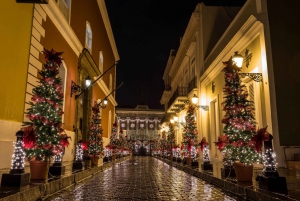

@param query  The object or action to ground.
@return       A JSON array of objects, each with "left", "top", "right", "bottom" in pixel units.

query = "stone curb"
[
  {"left": 155, "top": 157, "right": 295, "bottom": 201},
  {"left": 0, "top": 156, "right": 131, "bottom": 201}
]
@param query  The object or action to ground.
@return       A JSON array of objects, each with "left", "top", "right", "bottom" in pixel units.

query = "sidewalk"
[
  {"left": 0, "top": 156, "right": 130, "bottom": 201},
  {"left": 157, "top": 157, "right": 300, "bottom": 201}
]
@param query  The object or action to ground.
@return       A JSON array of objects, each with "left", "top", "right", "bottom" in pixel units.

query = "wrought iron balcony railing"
[
  {"left": 164, "top": 85, "right": 171, "bottom": 91},
  {"left": 188, "top": 76, "right": 197, "bottom": 94},
  {"left": 167, "top": 87, "right": 188, "bottom": 109}
]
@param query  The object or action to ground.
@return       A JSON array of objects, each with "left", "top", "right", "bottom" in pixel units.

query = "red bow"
[
  {"left": 250, "top": 126, "right": 269, "bottom": 152},
  {"left": 43, "top": 48, "right": 63, "bottom": 66},
  {"left": 61, "top": 134, "right": 71, "bottom": 147},
  {"left": 22, "top": 125, "right": 36, "bottom": 148},
  {"left": 214, "top": 135, "right": 229, "bottom": 151},
  {"left": 199, "top": 137, "right": 208, "bottom": 152}
]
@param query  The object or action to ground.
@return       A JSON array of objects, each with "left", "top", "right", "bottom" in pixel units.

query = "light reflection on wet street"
[{"left": 46, "top": 157, "right": 242, "bottom": 200}]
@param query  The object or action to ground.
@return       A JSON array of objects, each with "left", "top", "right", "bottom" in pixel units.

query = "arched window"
[
  {"left": 59, "top": 61, "right": 67, "bottom": 123},
  {"left": 99, "top": 51, "right": 103, "bottom": 73},
  {"left": 108, "top": 110, "right": 112, "bottom": 138},
  {"left": 85, "top": 21, "right": 92, "bottom": 53},
  {"left": 109, "top": 73, "right": 112, "bottom": 91}
]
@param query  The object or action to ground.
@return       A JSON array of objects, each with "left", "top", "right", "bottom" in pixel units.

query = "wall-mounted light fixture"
[
  {"left": 232, "top": 51, "right": 262, "bottom": 82},
  {"left": 97, "top": 98, "right": 108, "bottom": 109},
  {"left": 71, "top": 76, "right": 91, "bottom": 97},
  {"left": 71, "top": 61, "right": 119, "bottom": 100},
  {"left": 191, "top": 94, "right": 209, "bottom": 111},
  {"left": 96, "top": 82, "right": 124, "bottom": 108}
]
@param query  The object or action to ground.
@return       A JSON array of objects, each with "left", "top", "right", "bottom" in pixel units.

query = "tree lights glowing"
[
  {"left": 181, "top": 105, "right": 199, "bottom": 160},
  {"left": 221, "top": 58, "right": 259, "bottom": 166},
  {"left": 10, "top": 131, "right": 26, "bottom": 173},
  {"left": 87, "top": 101, "right": 104, "bottom": 158},
  {"left": 23, "top": 49, "right": 70, "bottom": 162},
  {"left": 167, "top": 123, "right": 176, "bottom": 157}
]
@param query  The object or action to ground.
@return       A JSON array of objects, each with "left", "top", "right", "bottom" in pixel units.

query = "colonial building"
[
  {"left": 161, "top": 0, "right": 300, "bottom": 168},
  {"left": 115, "top": 105, "right": 164, "bottom": 155},
  {"left": 0, "top": 0, "right": 119, "bottom": 168}
]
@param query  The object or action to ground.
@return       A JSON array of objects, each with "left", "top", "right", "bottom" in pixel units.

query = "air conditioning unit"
[{"left": 16, "top": 0, "right": 49, "bottom": 3}]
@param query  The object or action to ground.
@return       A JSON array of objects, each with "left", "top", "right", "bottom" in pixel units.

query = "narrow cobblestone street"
[{"left": 45, "top": 157, "right": 241, "bottom": 201}]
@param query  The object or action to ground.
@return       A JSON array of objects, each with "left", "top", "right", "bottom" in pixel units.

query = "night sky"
[{"left": 105, "top": 0, "right": 246, "bottom": 109}]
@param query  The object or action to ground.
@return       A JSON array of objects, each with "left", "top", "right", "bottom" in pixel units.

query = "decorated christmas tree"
[
  {"left": 221, "top": 58, "right": 259, "bottom": 166},
  {"left": 181, "top": 105, "right": 199, "bottom": 160},
  {"left": 86, "top": 101, "right": 104, "bottom": 158},
  {"left": 167, "top": 123, "right": 176, "bottom": 157},
  {"left": 23, "top": 49, "right": 70, "bottom": 162},
  {"left": 109, "top": 122, "right": 120, "bottom": 156},
  {"left": 161, "top": 131, "right": 168, "bottom": 156},
  {"left": 118, "top": 129, "right": 127, "bottom": 156}
]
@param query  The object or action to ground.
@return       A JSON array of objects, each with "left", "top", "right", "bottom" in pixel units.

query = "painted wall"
[
  {"left": 0, "top": 2, "right": 33, "bottom": 122},
  {"left": 70, "top": 0, "right": 116, "bottom": 97},
  {"left": 39, "top": 12, "right": 79, "bottom": 162},
  {"left": 0, "top": 1, "right": 33, "bottom": 169},
  {"left": 40, "top": 15, "right": 78, "bottom": 132},
  {"left": 267, "top": 0, "right": 300, "bottom": 146}
]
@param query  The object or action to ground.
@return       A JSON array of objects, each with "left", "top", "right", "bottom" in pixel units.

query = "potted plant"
[
  {"left": 23, "top": 49, "right": 70, "bottom": 180},
  {"left": 221, "top": 58, "right": 259, "bottom": 182},
  {"left": 86, "top": 101, "right": 104, "bottom": 166},
  {"left": 181, "top": 105, "right": 199, "bottom": 166}
]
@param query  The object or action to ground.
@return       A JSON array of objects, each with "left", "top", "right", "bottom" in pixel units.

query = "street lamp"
[
  {"left": 85, "top": 76, "right": 91, "bottom": 87},
  {"left": 232, "top": 51, "right": 244, "bottom": 68},
  {"left": 71, "top": 61, "right": 119, "bottom": 99},
  {"left": 231, "top": 51, "right": 262, "bottom": 82},
  {"left": 71, "top": 76, "right": 91, "bottom": 97},
  {"left": 191, "top": 94, "right": 209, "bottom": 111}
]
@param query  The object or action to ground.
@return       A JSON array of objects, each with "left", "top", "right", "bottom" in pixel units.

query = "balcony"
[
  {"left": 55, "top": 0, "right": 70, "bottom": 22},
  {"left": 188, "top": 76, "right": 197, "bottom": 94},
  {"left": 164, "top": 85, "right": 171, "bottom": 91},
  {"left": 167, "top": 87, "right": 188, "bottom": 113}
]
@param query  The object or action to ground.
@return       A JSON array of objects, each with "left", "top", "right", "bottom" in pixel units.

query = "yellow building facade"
[{"left": 0, "top": 0, "right": 119, "bottom": 169}]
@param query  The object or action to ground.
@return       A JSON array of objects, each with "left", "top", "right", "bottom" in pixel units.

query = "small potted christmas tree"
[
  {"left": 109, "top": 122, "right": 120, "bottom": 161},
  {"left": 23, "top": 49, "right": 70, "bottom": 180},
  {"left": 87, "top": 101, "right": 104, "bottom": 166},
  {"left": 200, "top": 137, "right": 212, "bottom": 171},
  {"left": 181, "top": 105, "right": 199, "bottom": 166},
  {"left": 167, "top": 123, "right": 176, "bottom": 161}
]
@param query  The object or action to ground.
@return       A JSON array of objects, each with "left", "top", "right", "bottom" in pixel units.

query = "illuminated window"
[
  {"left": 85, "top": 21, "right": 92, "bottom": 53},
  {"left": 109, "top": 73, "right": 112, "bottom": 91},
  {"left": 59, "top": 61, "right": 67, "bottom": 123},
  {"left": 99, "top": 51, "right": 103, "bottom": 73}
]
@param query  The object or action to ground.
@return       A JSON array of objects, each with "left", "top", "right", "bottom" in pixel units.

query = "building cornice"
[
  {"left": 169, "top": 11, "right": 199, "bottom": 79},
  {"left": 41, "top": 0, "right": 83, "bottom": 56},
  {"left": 97, "top": 0, "right": 120, "bottom": 61}
]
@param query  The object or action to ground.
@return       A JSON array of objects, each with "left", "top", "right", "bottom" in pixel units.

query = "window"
[
  {"left": 99, "top": 51, "right": 103, "bottom": 73},
  {"left": 244, "top": 78, "right": 263, "bottom": 128},
  {"left": 108, "top": 110, "right": 112, "bottom": 138},
  {"left": 85, "top": 21, "right": 92, "bottom": 53},
  {"left": 59, "top": 61, "right": 67, "bottom": 123},
  {"left": 109, "top": 73, "right": 112, "bottom": 91}
]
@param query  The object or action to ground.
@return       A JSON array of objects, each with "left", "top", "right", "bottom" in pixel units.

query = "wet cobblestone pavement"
[{"left": 45, "top": 157, "right": 242, "bottom": 201}]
